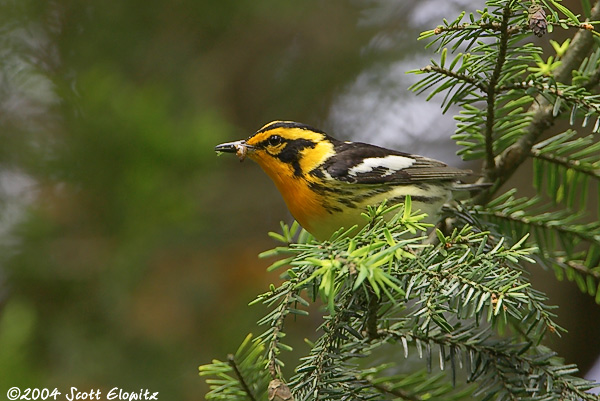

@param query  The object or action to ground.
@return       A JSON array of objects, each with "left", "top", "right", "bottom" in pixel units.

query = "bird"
[{"left": 215, "top": 121, "right": 472, "bottom": 241}]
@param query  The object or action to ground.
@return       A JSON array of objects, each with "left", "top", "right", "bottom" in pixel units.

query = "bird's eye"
[{"left": 268, "top": 135, "right": 283, "bottom": 146}]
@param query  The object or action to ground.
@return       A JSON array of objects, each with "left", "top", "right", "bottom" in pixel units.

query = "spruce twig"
[
  {"left": 484, "top": 1, "right": 513, "bottom": 175},
  {"left": 476, "top": 0, "right": 600, "bottom": 204},
  {"left": 228, "top": 354, "right": 258, "bottom": 401}
]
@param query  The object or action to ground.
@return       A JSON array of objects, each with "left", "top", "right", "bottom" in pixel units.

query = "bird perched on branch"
[{"left": 215, "top": 121, "right": 472, "bottom": 240}]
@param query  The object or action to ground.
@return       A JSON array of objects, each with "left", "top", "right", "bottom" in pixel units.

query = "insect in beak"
[{"left": 215, "top": 140, "right": 253, "bottom": 161}]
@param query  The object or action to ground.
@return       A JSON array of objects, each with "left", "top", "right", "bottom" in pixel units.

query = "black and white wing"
[{"left": 322, "top": 141, "right": 471, "bottom": 185}]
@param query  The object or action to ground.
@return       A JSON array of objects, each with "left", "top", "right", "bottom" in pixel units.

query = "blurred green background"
[{"left": 0, "top": 1, "right": 598, "bottom": 399}]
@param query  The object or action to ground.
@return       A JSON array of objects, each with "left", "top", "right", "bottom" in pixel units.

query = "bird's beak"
[{"left": 215, "top": 140, "right": 254, "bottom": 161}]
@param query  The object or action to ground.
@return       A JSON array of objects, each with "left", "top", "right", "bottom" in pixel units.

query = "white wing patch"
[{"left": 348, "top": 155, "right": 415, "bottom": 176}]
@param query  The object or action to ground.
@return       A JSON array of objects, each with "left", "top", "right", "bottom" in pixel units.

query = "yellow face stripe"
[
  {"left": 242, "top": 121, "right": 338, "bottom": 233},
  {"left": 246, "top": 121, "right": 334, "bottom": 177},
  {"left": 298, "top": 140, "right": 334, "bottom": 175},
  {"left": 247, "top": 121, "right": 327, "bottom": 148}
]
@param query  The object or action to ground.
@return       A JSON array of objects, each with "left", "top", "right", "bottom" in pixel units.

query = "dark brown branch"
[
  {"left": 228, "top": 354, "right": 258, "bottom": 401},
  {"left": 370, "top": 381, "right": 424, "bottom": 401},
  {"left": 366, "top": 291, "right": 380, "bottom": 340}
]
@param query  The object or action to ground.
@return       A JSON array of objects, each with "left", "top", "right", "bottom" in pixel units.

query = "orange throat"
[{"left": 251, "top": 156, "right": 326, "bottom": 234}]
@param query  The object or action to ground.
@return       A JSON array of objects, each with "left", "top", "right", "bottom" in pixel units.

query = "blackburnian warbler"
[{"left": 215, "top": 121, "right": 471, "bottom": 240}]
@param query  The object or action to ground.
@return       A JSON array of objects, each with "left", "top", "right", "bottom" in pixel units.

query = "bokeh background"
[{"left": 0, "top": 1, "right": 598, "bottom": 400}]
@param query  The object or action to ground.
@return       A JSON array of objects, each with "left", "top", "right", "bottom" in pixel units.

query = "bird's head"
[{"left": 215, "top": 121, "right": 335, "bottom": 178}]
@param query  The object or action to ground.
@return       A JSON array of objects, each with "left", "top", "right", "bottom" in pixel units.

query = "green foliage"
[
  {"left": 201, "top": 0, "right": 600, "bottom": 399},
  {"left": 0, "top": 1, "right": 379, "bottom": 398},
  {"left": 473, "top": 190, "right": 600, "bottom": 302},
  {"left": 200, "top": 203, "right": 597, "bottom": 400},
  {"left": 410, "top": 0, "right": 600, "bottom": 304},
  {"left": 531, "top": 130, "right": 600, "bottom": 211},
  {"left": 199, "top": 334, "right": 270, "bottom": 400}
]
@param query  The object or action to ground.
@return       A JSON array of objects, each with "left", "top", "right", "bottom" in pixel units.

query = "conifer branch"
[
  {"left": 550, "top": 256, "right": 600, "bottom": 281},
  {"left": 228, "top": 354, "right": 258, "bottom": 401},
  {"left": 366, "top": 291, "right": 380, "bottom": 340},
  {"left": 476, "top": 0, "right": 600, "bottom": 204},
  {"left": 548, "top": 21, "right": 598, "bottom": 32},
  {"left": 484, "top": 2, "right": 513, "bottom": 175},
  {"left": 497, "top": 81, "right": 600, "bottom": 114},
  {"left": 267, "top": 291, "right": 294, "bottom": 379},
  {"left": 487, "top": 209, "right": 598, "bottom": 243},
  {"left": 420, "top": 65, "right": 488, "bottom": 92},
  {"left": 432, "top": 21, "right": 594, "bottom": 36},
  {"left": 382, "top": 329, "right": 598, "bottom": 401},
  {"left": 530, "top": 149, "right": 600, "bottom": 180},
  {"left": 202, "top": 2, "right": 600, "bottom": 399},
  {"left": 294, "top": 303, "right": 351, "bottom": 399},
  {"left": 370, "top": 381, "right": 424, "bottom": 401},
  {"left": 434, "top": 21, "right": 505, "bottom": 34}
]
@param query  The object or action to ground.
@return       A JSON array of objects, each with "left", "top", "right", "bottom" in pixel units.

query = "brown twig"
[
  {"left": 366, "top": 290, "right": 380, "bottom": 340},
  {"left": 228, "top": 354, "right": 258, "bottom": 401},
  {"left": 434, "top": 22, "right": 522, "bottom": 36},
  {"left": 267, "top": 291, "right": 294, "bottom": 379},
  {"left": 370, "top": 381, "right": 424, "bottom": 401}
]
